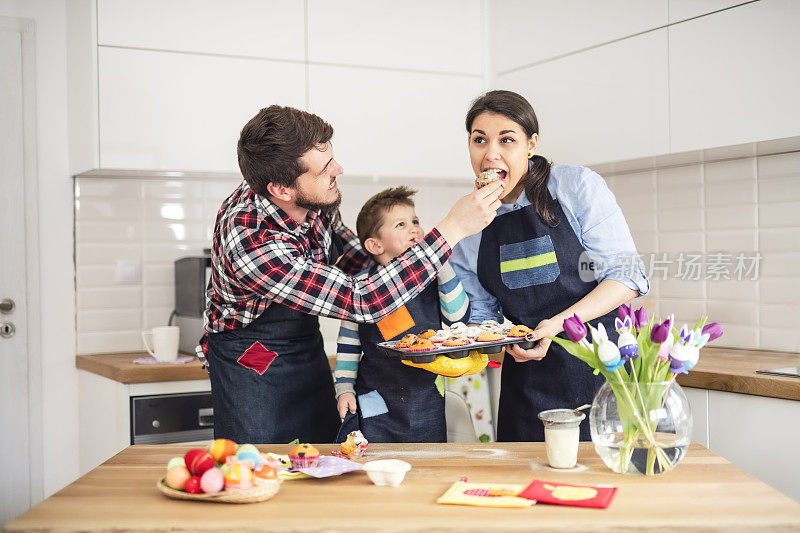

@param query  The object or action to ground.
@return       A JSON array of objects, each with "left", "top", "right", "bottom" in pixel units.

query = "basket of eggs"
[{"left": 158, "top": 440, "right": 281, "bottom": 504}]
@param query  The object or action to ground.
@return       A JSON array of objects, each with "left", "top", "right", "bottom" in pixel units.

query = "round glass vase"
[{"left": 589, "top": 380, "right": 692, "bottom": 476}]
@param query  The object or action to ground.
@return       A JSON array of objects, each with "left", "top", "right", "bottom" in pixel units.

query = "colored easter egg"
[
  {"left": 207, "top": 439, "right": 237, "bottom": 464},
  {"left": 236, "top": 443, "right": 260, "bottom": 456},
  {"left": 184, "top": 449, "right": 214, "bottom": 476},
  {"left": 165, "top": 466, "right": 191, "bottom": 490},
  {"left": 224, "top": 463, "right": 254, "bottom": 489},
  {"left": 236, "top": 444, "right": 262, "bottom": 467},
  {"left": 184, "top": 475, "right": 204, "bottom": 494},
  {"left": 200, "top": 467, "right": 225, "bottom": 494},
  {"left": 166, "top": 456, "right": 185, "bottom": 471},
  {"left": 253, "top": 463, "right": 277, "bottom": 483}
]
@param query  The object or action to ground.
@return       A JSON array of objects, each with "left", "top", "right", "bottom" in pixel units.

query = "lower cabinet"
[{"left": 684, "top": 386, "right": 800, "bottom": 503}]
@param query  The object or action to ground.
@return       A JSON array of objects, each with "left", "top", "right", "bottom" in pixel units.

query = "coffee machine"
[{"left": 172, "top": 251, "right": 211, "bottom": 354}]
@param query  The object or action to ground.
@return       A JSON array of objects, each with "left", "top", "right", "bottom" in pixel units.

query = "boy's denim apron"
[
  {"left": 205, "top": 233, "right": 345, "bottom": 444},
  {"left": 344, "top": 277, "right": 446, "bottom": 443},
  {"left": 476, "top": 194, "right": 617, "bottom": 442}
]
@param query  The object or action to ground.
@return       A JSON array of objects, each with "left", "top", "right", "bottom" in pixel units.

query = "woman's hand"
[
  {"left": 504, "top": 318, "right": 563, "bottom": 362},
  {"left": 337, "top": 392, "right": 357, "bottom": 420}
]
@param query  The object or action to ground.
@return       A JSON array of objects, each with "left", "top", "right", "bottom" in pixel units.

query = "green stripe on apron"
[{"left": 500, "top": 251, "right": 558, "bottom": 274}]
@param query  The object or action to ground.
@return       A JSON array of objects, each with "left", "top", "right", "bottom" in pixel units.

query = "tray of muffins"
[{"left": 377, "top": 321, "right": 536, "bottom": 363}]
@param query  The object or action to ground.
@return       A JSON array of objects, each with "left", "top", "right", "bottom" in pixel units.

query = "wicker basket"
[{"left": 157, "top": 478, "right": 281, "bottom": 504}]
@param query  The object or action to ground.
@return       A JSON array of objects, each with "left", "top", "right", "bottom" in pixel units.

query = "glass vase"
[{"left": 589, "top": 380, "right": 692, "bottom": 475}]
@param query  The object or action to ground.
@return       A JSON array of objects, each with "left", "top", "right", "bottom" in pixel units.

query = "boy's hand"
[
  {"left": 337, "top": 392, "right": 357, "bottom": 420},
  {"left": 436, "top": 180, "right": 503, "bottom": 246}
]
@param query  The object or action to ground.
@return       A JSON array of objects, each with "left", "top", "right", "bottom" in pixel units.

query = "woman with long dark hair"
[{"left": 451, "top": 90, "right": 649, "bottom": 442}]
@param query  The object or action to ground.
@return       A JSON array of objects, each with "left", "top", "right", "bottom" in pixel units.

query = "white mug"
[{"left": 142, "top": 326, "right": 180, "bottom": 362}]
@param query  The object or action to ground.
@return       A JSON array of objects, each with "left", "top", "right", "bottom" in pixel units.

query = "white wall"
[
  {"left": 0, "top": 0, "right": 78, "bottom": 503},
  {"left": 491, "top": 0, "right": 800, "bottom": 165}
]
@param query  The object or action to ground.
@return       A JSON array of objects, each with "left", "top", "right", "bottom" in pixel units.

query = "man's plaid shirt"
[{"left": 197, "top": 181, "right": 452, "bottom": 359}]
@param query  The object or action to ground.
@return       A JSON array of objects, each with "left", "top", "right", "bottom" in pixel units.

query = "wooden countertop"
[
  {"left": 7, "top": 443, "right": 800, "bottom": 532},
  {"left": 75, "top": 352, "right": 338, "bottom": 384},
  {"left": 676, "top": 347, "right": 800, "bottom": 401}
]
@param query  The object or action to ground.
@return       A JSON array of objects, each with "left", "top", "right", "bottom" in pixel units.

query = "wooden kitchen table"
[{"left": 6, "top": 443, "right": 800, "bottom": 532}]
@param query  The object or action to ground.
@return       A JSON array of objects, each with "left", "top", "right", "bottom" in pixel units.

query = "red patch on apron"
[{"left": 237, "top": 342, "right": 278, "bottom": 375}]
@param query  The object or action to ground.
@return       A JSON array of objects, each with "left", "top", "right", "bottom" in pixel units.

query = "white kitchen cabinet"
[
  {"left": 307, "top": 64, "right": 481, "bottom": 179},
  {"left": 79, "top": 370, "right": 211, "bottom": 476},
  {"left": 497, "top": 29, "right": 669, "bottom": 165},
  {"left": 98, "top": 46, "right": 305, "bottom": 171},
  {"left": 490, "top": 0, "right": 667, "bottom": 75},
  {"left": 669, "top": 0, "right": 800, "bottom": 153},
  {"left": 707, "top": 390, "right": 800, "bottom": 503},
  {"left": 97, "top": 0, "right": 304, "bottom": 61},
  {"left": 668, "top": 0, "right": 746, "bottom": 23},
  {"left": 307, "top": 0, "right": 482, "bottom": 75}
]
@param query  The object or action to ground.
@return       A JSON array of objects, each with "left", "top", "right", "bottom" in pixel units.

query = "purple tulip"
[
  {"left": 563, "top": 314, "right": 587, "bottom": 343},
  {"left": 633, "top": 307, "right": 648, "bottom": 330},
  {"left": 702, "top": 322, "right": 723, "bottom": 342},
  {"left": 650, "top": 319, "right": 670, "bottom": 344},
  {"left": 618, "top": 304, "right": 632, "bottom": 322}
]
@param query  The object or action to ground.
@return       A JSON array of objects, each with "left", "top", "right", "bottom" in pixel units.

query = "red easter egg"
[
  {"left": 184, "top": 475, "right": 204, "bottom": 494},
  {"left": 184, "top": 449, "right": 214, "bottom": 476}
]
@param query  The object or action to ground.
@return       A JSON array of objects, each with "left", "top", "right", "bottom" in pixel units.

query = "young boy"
[{"left": 334, "top": 187, "right": 470, "bottom": 443}]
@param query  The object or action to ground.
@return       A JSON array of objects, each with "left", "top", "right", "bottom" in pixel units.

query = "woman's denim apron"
[
  {"left": 476, "top": 195, "right": 617, "bottom": 442},
  {"left": 339, "top": 277, "right": 445, "bottom": 443}
]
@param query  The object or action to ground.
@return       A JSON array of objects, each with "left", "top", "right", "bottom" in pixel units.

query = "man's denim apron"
[
  {"left": 476, "top": 194, "right": 617, "bottom": 442},
  {"left": 205, "top": 233, "right": 345, "bottom": 444},
  {"left": 339, "top": 277, "right": 445, "bottom": 443}
]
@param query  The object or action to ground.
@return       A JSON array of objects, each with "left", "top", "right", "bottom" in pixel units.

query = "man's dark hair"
[
  {"left": 356, "top": 186, "right": 417, "bottom": 251},
  {"left": 237, "top": 105, "right": 334, "bottom": 196}
]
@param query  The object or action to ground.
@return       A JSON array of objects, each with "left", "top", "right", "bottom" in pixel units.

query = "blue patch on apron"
[
  {"left": 358, "top": 390, "right": 389, "bottom": 418},
  {"left": 499, "top": 235, "right": 560, "bottom": 289}
]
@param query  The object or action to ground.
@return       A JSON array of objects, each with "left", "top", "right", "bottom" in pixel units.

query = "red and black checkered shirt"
[{"left": 197, "top": 181, "right": 451, "bottom": 359}]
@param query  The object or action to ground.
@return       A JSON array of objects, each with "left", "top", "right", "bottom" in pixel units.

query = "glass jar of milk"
[{"left": 537, "top": 409, "right": 586, "bottom": 468}]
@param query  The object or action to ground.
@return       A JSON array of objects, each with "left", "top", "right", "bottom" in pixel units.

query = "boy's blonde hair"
[{"left": 356, "top": 186, "right": 417, "bottom": 250}]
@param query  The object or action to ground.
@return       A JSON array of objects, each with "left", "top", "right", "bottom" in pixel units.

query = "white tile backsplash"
[{"left": 605, "top": 149, "right": 800, "bottom": 352}]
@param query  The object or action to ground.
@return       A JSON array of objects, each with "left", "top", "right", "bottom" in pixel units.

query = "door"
[{"left": 0, "top": 17, "right": 35, "bottom": 526}]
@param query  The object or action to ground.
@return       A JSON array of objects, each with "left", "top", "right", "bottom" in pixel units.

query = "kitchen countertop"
[
  {"left": 76, "top": 347, "right": 800, "bottom": 401},
  {"left": 7, "top": 442, "right": 800, "bottom": 532},
  {"left": 75, "top": 352, "right": 338, "bottom": 384}
]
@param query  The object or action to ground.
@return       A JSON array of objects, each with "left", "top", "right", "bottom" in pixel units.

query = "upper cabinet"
[
  {"left": 97, "top": 0, "right": 305, "bottom": 60},
  {"left": 307, "top": 0, "right": 482, "bottom": 75},
  {"left": 667, "top": 0, "right": 742, "bottom": 23},
  {"left": 496, "top": 29, "right": 669, "bottom": 166},
  {"left": 669, "top": 0, "right": 800, "bottom": 153},
  {"left": 98, "top": 47, "right": 305, "bottom": 171},
  {"left": 308, "top": 64, "right": 481, "bottom": 179},
  {"left": 491, "top": 0, "right": 667, "bottom": 75}
]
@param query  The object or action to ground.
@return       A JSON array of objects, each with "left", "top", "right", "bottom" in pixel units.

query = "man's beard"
[{"left": 295, "top": 188, "right": 342, "bottom": 213}]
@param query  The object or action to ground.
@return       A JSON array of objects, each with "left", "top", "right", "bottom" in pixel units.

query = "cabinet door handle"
[{"left": 198, "top": 407, "right": 214, "bottom": 427}]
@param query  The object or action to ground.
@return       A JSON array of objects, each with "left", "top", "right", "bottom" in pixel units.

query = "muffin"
[
  {"left": 407, "top": 337, "right": 435, "bottom": 351},
  {"left": 480, "top": 320, "right": 501, "bottom": 330},
  {"left": 476, "top": 330, "right": 504, "bottom": 342},
  {"left": 394, "top": 334, "right": 417, "bottom": 349},
  {"left": 289, "top": 443, "right": 319, "bottom": 469},
  {"left": 340, "top": 430, "right": 369, "bottom": 460},
  {"left": 442, "top": 335, "right": 470, "bottom": 347},
  {"left": 475, "top": 168, "right": 505, "bottom": 189},
  {"left": 430, "top": 330, "right": 450, "bottom": 343},
  {"left": 448, "top": 322, "right": 468, "bottom": 333},
  {"left": 463, "top": 326, "right": 483, "bottom": 339},
  {"left": 417, "top": 329, "right": 436, "bottom": 339},
  {"left": 508, "top": 324, "right": 534, "bottom": 337}
]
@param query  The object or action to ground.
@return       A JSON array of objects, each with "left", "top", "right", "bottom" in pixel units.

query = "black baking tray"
[{"left": 378, "top": 334, "right": 536, "bottom": 363}]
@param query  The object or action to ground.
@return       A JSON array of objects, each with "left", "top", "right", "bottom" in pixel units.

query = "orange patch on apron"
[{"left": 376, "top": 305, "right": 415, "bottom": 341}]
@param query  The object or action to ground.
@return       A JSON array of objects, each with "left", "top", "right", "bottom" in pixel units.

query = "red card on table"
[{"left": 517, "top": 480, "right": 617, "bottom": 509}]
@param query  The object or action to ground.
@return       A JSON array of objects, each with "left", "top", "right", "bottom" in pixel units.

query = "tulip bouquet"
[{"left": 552, "top": 306, "right": 723, "bottom": 475}]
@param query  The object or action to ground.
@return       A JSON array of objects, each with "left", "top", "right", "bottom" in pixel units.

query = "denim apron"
[
  {"left": 477, "top": 195, "right": 617, "bottom": 442},
  {"left": 205, "top": 233, "right": 345, "bottom": 444},
  {"left": 351, "top": 277, "right": 446, "bottom": 443}
]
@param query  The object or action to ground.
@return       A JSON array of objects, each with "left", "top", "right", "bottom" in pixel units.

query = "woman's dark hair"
[
  {"left": 237, "top": 105, "right": 334, "bottom": 197},
  {"left": 465, "top": 90, "right": 556, "bottom": 226}
]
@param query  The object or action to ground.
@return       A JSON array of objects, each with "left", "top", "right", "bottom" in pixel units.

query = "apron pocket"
[
  {"left": 236, "top": 341, "right": 278, "bottom": 375},
  {"left": 358, "top": 390, "right": 389, "bottom": 418},
  {"left": 499, "top": 235, "right": 560, "bottom": 289}
]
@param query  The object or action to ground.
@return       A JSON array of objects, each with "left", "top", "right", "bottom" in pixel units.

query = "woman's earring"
[{"left": 527, "top": 150, "right": 535, "bottom": 158}]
